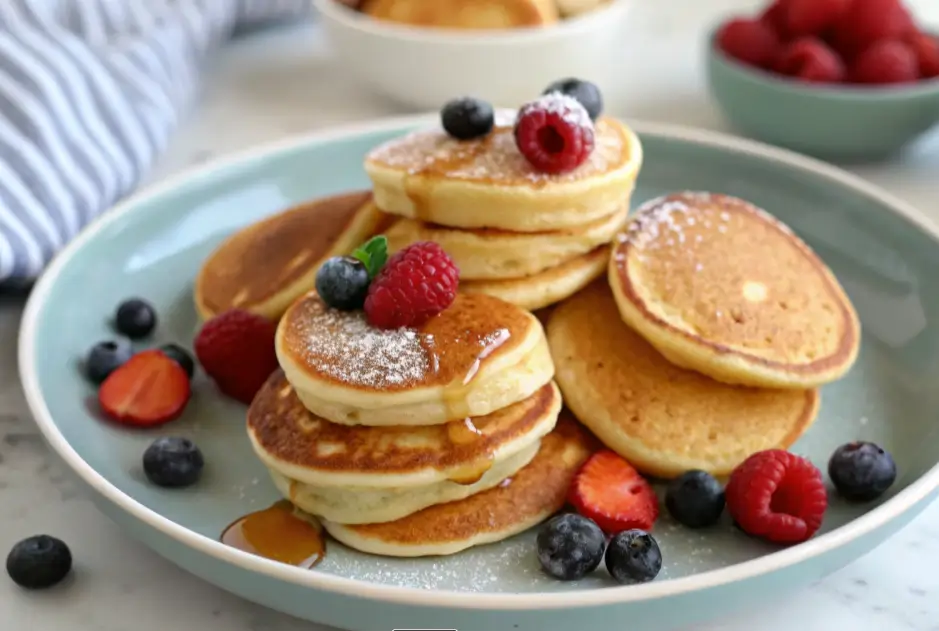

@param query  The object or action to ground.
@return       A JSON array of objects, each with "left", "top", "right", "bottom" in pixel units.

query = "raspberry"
[
  {"left": 850, "top": 40, "right": 918, "bottom": 85},
  {"left": 783, "top": 0, "right": 851, "bottom": 38},
  {"left": 717, "top": 17, "right": 781, "bottom": 69},
  {"left": 759, "top": 2, "right": 788, "bottom": 39},
  {"left": 726, "top": 450, "right": 827, "bottom": 545},
  {"left": 832, "top": 0, "right": 915, "bottom": 60},
  {"left": 513, "top": 94, "right": 595, "bottom": 174},
  {"left": 774, "top": 38, "right": 846, "bottom": 83},
  {"left": 906, "top": 32, "right": 939, "bottom": 78},
  {"left": 193, "top": 309, "right": 279, "bottom": 405},
  {"left": 363, "top": 242, "right": 459, "bottom": 329}
]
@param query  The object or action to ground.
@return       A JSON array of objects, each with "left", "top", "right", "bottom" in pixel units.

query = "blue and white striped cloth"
[{"left": 0, "top": 0, "right": 310, "bottom": 286}]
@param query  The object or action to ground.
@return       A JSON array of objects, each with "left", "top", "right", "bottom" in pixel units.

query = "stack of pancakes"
[
  {"left": 246, "top": 288, "right": 596, "bottom": 557},
  {"left": 365, "top": 109, "right": 644, "bottom": 311},
  {"left": 358, "top": 0, "right": 612, "bottom": 28},
  {"left": 548, "top": 192, "right": 861, "bottom": 478}
]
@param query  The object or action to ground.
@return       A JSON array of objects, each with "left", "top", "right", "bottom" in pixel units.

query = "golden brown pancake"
[
  {"left": 322, "top": 415, "right": 597, "bottom": 557},
  {"left": 275, "top": 291, "right": 555, "bottom": 426},
  {"left": 548, "top": 281, "right": 819, "bottom": 478},
  {"left": 247, "top": 370, "right": 560, "bottom": 486},
  {"left": 361, "top": 0, "right": 559, "bottom": 29},
  {"left": 194, "top": 191, "right": 387, "bottom": 321},
  {"left": 609, "top": 192, "right": 861, "bottom": 389}
]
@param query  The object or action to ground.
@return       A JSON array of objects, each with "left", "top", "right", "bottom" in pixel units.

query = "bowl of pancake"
[{"left": 313, "top": 0, "right": 631, "bottom": 109}]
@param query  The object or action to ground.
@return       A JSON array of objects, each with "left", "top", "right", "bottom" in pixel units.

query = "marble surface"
[{"left": 4, "top": 1, "right": 939, "bottom": 629}]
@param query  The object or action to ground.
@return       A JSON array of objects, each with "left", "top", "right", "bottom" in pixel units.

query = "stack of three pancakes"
[
  {"left": 246, "top": 288, "right": 596, "bottom": 557},
  {"left": 365, "top": 107, "right": 645, "bottom": 311}
]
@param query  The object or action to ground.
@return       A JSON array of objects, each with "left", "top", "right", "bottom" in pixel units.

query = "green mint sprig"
[{"left": 352, "top": 235, "right": 389, "bottom": 279}]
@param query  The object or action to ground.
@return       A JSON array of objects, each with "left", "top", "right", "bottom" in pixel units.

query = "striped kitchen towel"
[{"left": 0, "top": 0, "right": 310, "bottom": 286}]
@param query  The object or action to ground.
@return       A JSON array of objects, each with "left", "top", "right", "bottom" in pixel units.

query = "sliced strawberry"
[
  {"left": 98, "top": 350, "right": 191, "bottom": 427},
  {"left": 568, "top": 450, "right": 659, "bottom": 534}
]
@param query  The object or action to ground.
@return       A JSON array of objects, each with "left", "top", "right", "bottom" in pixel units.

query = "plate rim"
[{"left": 18, "top": 114, "right": 939, "bottom": 611}]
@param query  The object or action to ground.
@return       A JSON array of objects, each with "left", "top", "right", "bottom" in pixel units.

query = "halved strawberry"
[
  {"left": 98, "top": 350, "right": 191, "bottom": 427},
  {"left": 568, "top": 450, "right": 659, "bottom": 534}
]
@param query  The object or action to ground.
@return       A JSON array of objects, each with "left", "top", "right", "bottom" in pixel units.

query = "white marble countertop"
[{"left": 3, "top": 1, "right": 939, "bottom": 629}]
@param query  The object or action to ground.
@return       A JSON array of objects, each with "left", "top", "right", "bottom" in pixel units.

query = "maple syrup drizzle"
[
  {"left": 220, "top": 501, "right": 325, "bottom": 569},
  {"left": 444, "top": 416, "right": 495, "bottom": 485}
]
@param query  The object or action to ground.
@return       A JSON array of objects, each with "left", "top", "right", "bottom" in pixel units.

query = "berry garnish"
[
  {"left": 83, "top": 339, "right": 133, "bottom": 385},
  {"left": 6, "top": 535, "right": 72, "bottom": 590},
  {"left": 542, "top": 77, "right": 603, "bottom": 121},
  {"left": 98, "top": 350, "right": 191, "bottom": 427},
  {"left": 726, "top": 450, "right": 828, "bottom": 545},
  {"left": 143, "top": 437, "right": 205, "bottom": 488},
  {"left": 828, "top": 441, "right": 897, "bottom": 502},
  {"left": 774, "top": 38, "right": 846, "bottom": 83},
  {"left": 193, "top": 309, "right": 278, "bottom": 405},
  {"left": 717, "top": 17, "right": 781, "bottom": 69},
  {"left": 604, "top": 529, "right": 662, "bottom": 585},
  {"left": 907, "top": 32, "right": 939, "bottom": 79},
  {"left": 832, "top": 0, "right": 915, "bottom": 60},
  {"left": 114, "top": 298, "right": 157, "bottom": 339},
  {"left": 665, "top": 470, "right": 725, "bottom": 529},
  {"left": 536, "top": 513, "right": 606, "bottom": 581},
  {"left": 514, "top": 94, "right": 595, "bottom": 174},
  {"left": 159, "top": 343, "right": 195, "bottom": 380},
  {"left": 441, "top": 97, "right": 495, "bottom": 141},
  {"left": 316, "top": 257, "right": 371, "bottom": 310},
  {"left": 363, "top": 241, "right": 459, "bottom": 330},
  {"left": 850, "top": 40, "right": 918, "bottom": 85},
  {"left": 759, "top": 2, "right": 787, "bottom": 38},
  {"left": 783, "top": 0, "right": 850, "bottom": 38},
  {"left": 568, "top": 450, "right": 659, "bottom": 534}
]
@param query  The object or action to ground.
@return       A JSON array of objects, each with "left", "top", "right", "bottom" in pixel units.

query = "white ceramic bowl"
[{"left": 313, "top": 0, "right": 632, "bottom": 110}]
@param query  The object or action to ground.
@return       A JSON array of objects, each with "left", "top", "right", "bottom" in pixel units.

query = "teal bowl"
[
  {"left": 705, "top": 27, "right": 939, "bottom": 162},
  {"left": 17, "top": 116, "right": 939, "bottom": 631}
]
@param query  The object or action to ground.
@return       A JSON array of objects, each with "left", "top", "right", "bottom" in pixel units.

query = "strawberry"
[
  {"left": 717, "top": 17, "right": 782, "bottom": 69},
  {"left": 568, "top": 450, "right": 659, "bottom": 534},
  {"left": 760, "top": 1, "right": 788, "bottom": 39},
  {"left": 98, "top": 350, "right": 191, "bottom": 427},
  {"left": 850, "top": 40, "right": 918, "bottom": 85},
  {"left": 831, "top": 0, "right": 915, "bottom": 60},
  {"left": 783, "top": 0, "right": 851, "bottom": 38},
  {"left": 906, "top": 31, "right": 939, "bottom": 78},
  {"left": 775, "top": 38, "right": 846, "bottom": 83},
  {"left": 193, "top": 309, "right": 279, "bottom": 405}
]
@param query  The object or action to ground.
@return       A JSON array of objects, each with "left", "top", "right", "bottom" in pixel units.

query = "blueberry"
[
  {"left": 84, "top": 339, "right": 133, "bottom": 384},
  {"left": 665, "top": 470, "right": 725, "bottom": 529},
  {"left": 542, "top": 78, "right": 603, "bottom": 121},
  {"left": 114, "top": 298, "right": 157, "bottom": 339},
  {"left": 6, "top": 535, "right": 72, "bottom": 589},
  {"left": 441, "top": 97, "right": 495, "bottom": 141},
  {"left": 604, "top": 529, "right": 662, "bottom": 585},
  {"left": 159, "top": 343, "right": 195, "bottom": 379},
  {"left": 315, "top": 256, "right": 370, "bottom": 310},
  {"left": 143, "top": 437, "right": 204, "bottom": 488},
  {"left": 828, "top": 441, "right": 897, "bottom": 502},
  {"left": 536, "top": 513, "right": 605, "bottom": 581}
]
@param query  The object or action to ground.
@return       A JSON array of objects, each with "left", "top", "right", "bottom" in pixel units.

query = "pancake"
[
  {"left": 548, "top": 281, "right": 819, "bottom": 478},
  {"left": 385, "top": 205, "right": 627, "bottom": 280},
  {"left": 609, "top": 192, "right": 861, "bottom": 389},
  {"left": 194, "top": 192, "right": 388, "bottom": 321},
  {"left": 555, "top": 0, "right": 611, "bottom": 17},
  {"left": 248, "top": 371, "right": 561, "bottom": 524},
  {"left": 364, "top": 111, "right": 641, "bottom": 232},
  {"left": 276, "top": 291, "right": 554, "bottom": 426},
  {"left": 461, "top": 244, "right": 609, "bottom": 311},
  {"left": 361, "top": 0, "right": 559, "bottom": 29},
  {"left": 322, "top": 415, "right": 597, "bottom": 556}
]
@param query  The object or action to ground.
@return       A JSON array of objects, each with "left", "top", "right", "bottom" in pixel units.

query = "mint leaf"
[{"left": 352, "top": 235, "right": 389, "bottom": 279}]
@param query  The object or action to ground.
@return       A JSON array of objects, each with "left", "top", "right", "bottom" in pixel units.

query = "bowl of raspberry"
[{"left": 706, "top": 0, "right": 939, "bottom": 162}]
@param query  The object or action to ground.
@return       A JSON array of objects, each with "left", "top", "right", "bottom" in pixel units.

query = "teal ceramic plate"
[{"left": 18, "top": 117, "right": 939, "bottom": 631}]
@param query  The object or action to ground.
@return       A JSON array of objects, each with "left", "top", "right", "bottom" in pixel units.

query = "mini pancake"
[
  {"left": 385, "top": 205, "right": 627, "bottom": 280},
  {"left": 364, "top": 111, "right": 641, "bottom": 232},
  {"left": 361, "top": 0, "right": 559, "bottom": 29},
  {"left": 548, "top": 281, "right": 819, "bottom": 478},
  {"left": 461, "top": 244, "right": 609, "bottom": 311},
  {"left": 194, "top": 192, "right": 388, "bottom": 321},
  {"left": 322, "top": 415, "right": 597, "bottom": 557},
  {"left": 555, "top": 0, "right": 611, "bottom": 17},
  {"left": 275, "top": 291, "right": 554, "bottom": 426},
  {"left": 248, "top": 371, "right": 561, "bottom": 524},
  {"left": 609, "top": 192, "right": 861, "bottom": 389}
]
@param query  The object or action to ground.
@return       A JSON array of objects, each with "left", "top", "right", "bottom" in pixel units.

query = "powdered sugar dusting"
[
  {"left": 289, "top": 306, "right": 430, "bottom": 389},
  {"left": 526, "top": 92, "right": 594, "bottom": 133}
]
